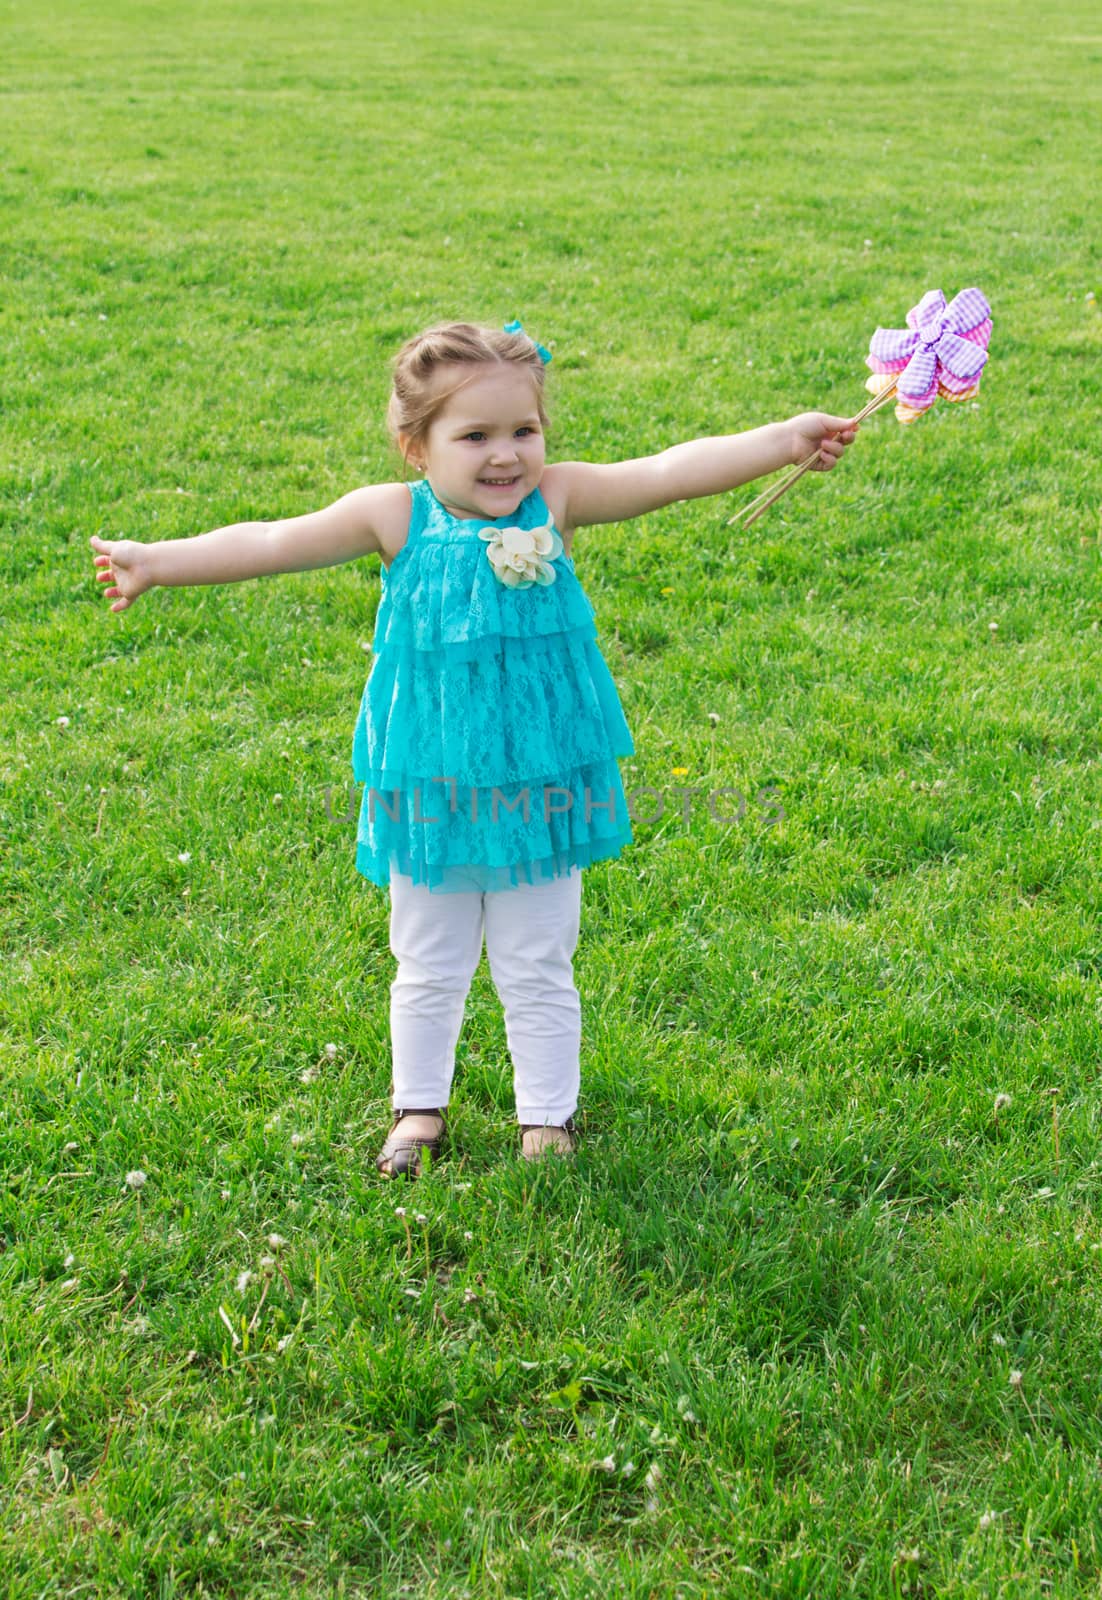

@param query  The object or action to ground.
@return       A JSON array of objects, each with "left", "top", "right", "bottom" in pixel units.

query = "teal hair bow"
[{"left": 503, "top": 319, "right": 552, "bottom": 365}]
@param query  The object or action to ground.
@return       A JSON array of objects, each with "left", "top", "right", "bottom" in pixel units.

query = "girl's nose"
[{"left": 489, "top": 438, "right": 519, "bottom": 464}]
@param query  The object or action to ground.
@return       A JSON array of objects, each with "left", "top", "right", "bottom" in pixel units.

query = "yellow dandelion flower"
[
  {"left": 672, "top": 767, "right": 689, "bottom": 777},
  {"left": 660, "top": 586, "right": 674, "bottom": 596}
]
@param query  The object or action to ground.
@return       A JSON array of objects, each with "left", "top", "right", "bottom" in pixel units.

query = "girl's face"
[{"left": 406, "top": 364, "right": 546, "bottom": 521}]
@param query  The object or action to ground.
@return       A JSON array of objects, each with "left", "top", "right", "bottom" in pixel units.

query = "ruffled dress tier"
[{"left": 352, "top": 480, "right": 635, "bottom": 893}]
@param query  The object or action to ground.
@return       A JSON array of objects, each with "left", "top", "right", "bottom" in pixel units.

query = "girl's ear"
[{"left": 397, "top": 433, "right": 423, "bottom": 473}]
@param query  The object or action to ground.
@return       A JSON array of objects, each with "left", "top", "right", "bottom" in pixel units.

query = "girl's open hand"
[
  {"left": 788, "top": 412, "right": 859, "bottom": 470},
  {"left": 90, "top": 535, "right": 154, "bottom": 612}
]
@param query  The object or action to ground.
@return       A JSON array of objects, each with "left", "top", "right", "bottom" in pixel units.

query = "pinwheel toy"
[
  {"left": 731, "top": 286, "right": 993, "bottom": 528},
  {"left": 864, "top": 286, "right": 992, "bottom": 420}
]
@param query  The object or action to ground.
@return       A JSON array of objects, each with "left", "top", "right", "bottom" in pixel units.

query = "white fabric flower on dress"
[{"left": 478, "top": 521, "right": 563, "bottom": 589}]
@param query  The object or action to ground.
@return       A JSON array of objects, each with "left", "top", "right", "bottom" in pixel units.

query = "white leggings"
[{"left": 388, "top": 867, "right": 583, "bottom": 1126}]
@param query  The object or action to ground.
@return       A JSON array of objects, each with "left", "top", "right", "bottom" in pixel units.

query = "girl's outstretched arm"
[
  {"left": 542, "top": 413, "right": 858, "bottom": 531},
  {"left": 90, "top": 483, "right": 408, "bottom": 613}
]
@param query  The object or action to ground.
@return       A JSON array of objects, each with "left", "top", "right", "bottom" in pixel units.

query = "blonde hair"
[{"left": 386, "top": 322, "right": 550, "bottom": 460}]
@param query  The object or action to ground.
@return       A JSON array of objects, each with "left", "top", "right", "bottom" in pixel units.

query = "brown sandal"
[
  {"left": 520, "top": 1119, "right": 577, "bottom": 1162},
  {"left": 376, "top": 1108, "right": 447, "bottom": 1179}
]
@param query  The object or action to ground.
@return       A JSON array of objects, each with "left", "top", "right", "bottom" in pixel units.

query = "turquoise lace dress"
[{"left": 352, "top": 479, "right": 634, "bottom": 893}]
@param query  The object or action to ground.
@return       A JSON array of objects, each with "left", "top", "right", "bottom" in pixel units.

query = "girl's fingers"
[{"left": 90, "top": 536, "right": 130, "bottom": 608}]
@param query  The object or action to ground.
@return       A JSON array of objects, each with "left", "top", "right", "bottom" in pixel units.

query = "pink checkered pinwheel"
[
  {"left": 730, "top": 284, "right": 994, "bottom": 529},
  {"left": 865, "top": 286, "right": 993, "bottom": 423}
]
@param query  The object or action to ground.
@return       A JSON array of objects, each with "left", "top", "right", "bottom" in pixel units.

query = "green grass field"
[{"left": 3, "top": 0, "right": 1102, "bottom": 1594}]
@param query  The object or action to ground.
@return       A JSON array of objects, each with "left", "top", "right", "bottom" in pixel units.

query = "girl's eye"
[{"left": 461, "top": 426, "right": 538, "bottom": 442}]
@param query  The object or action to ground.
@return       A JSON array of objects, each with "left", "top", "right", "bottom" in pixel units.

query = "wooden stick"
[
  {"left": 728, "top": 382, "right": 898, "bottom": 529},
  {"left": 727, "top": 457, "right": 812, "bottom": 527},
  {"left": 851, "top": 382, "right": 900, "bottom": 423},
  {"left": 727, "top": 454, "right": 815, "bottom": 526},
  {"left": 737, "top": 457, "right": 821, "bottom": 530},
  {"left": 729, "top": 382, "right": 899, "bottom": 525}
]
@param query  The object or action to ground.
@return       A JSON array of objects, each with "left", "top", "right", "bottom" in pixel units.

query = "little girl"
[{"left": 91, "top": 320, "right": 857, "bottom": 1177}]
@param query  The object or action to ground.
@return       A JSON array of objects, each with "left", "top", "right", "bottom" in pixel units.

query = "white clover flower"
[
  {"left": 290, "top": 1133, "right": 305, "bottom": 1148},
  {"left": 993, "top": 1093, "right": 1011, "bottom": 1114},
  {"left": 266, "top": 1233, "right": 287, "bottom": 1251},
  {"left": 236, "top": 1270, "right": 253, "bottom": 1293},
  {"left": 177, "top": 851, "right": 191, "bottom": 864},
  {"left": 595, "top": 1455, "right": 616, "bottom": 1474},
  {"left": 463, "top": 1230, "right": 474, "bottom": 1242},
  {"left": 125, "top": 1170, "right": 147, "bottom": 1191},
  {"left": 644, "top": 1464, "right": 662, "bottom": 1492},
  {"left": 978, "top": 1511, "right": 997, "bottom": 1531},
  {"left": 259, "top": 1255, "right": 276, "bottom": 1276},
  {"left": 324, "top": 1043, "right": 338, "bottom": 1060},
  {"left": 64, "top": 1253, "right": 76, "bottom": 1269},
  {"left": 56, "top": 715, "right": 71, "bottom": 727},
  {"left": 1009, "top": 1370, "right": 1023, "bottom": 1389},
  {"left": 63, "top": 1142, "right": 78, "bottom": 1154}
]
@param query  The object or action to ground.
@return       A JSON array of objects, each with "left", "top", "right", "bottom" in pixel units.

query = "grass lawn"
[{"left": 2, "top": 0, "right": 1101, "bottom": 1594}]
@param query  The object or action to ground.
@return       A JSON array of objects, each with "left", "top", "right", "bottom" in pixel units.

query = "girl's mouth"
[{"left": 479, "top": 476, "right": 520, "bottom": 488}]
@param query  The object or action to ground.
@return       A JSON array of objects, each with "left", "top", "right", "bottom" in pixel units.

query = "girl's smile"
[{"left": 406, "top": 365, "right": 546, "bottom": 521}]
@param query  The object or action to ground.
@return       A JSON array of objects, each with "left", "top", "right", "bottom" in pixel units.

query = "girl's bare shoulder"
[
  {"left": 539, "top": 464, "right": 574, "bottom": 549},
  {"left": 351, "top": 481, "right": 413, "bottom": 565}
]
